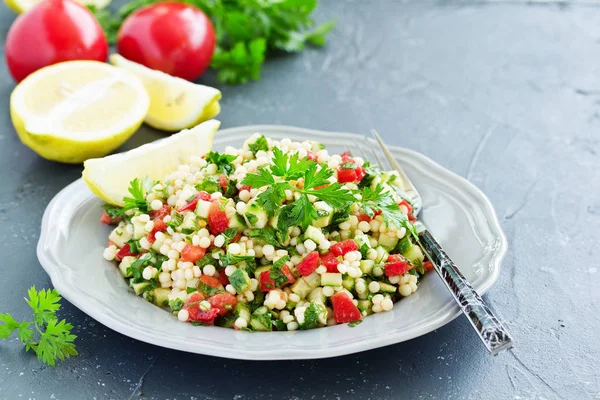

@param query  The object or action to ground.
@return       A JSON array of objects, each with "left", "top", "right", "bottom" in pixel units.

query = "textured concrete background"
[{"left": 1, "top": 1, "right": 599, "bottom": 399}]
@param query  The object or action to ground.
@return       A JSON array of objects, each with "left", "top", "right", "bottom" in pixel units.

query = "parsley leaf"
[
  {"left": 221, "top": 228, "right": 238, "bottom": 246},
  {"left": 102, "top": 204, "right": 122, "bottom": 219},
  {"left": 122, "top": 178, "right": 150, "bottom": 214},
  {"left": 246, "top": 228, "right": 280, "bottom": 247},
  {"left": 196, "top": 176, "right": 221, "bottom": 194},
  {"left": 248, "top": 134, "right": 269, "bottom": 154},
  {"left": 301, "top": 301, "right": 326, "bottom": 330},
  {"left": 219, "top": 252, "right": 255, "bottom": 267},
  {"left": 242, "top": 166, "right": 275, "bottom": 188},
  {"left": 256, "top": 183, "right": 288, "bottom": 216},
  {"left": 197, "top": 281, "right": 222, "bottom": 297},
  {"left": 269, "top": 256, "right": 291, "bottom": 287},
  {"left": 167, "top": 211, "right": 183, "bottom": 229},
  {"left": 360, "top": 184, "right": 413, "bottom": 232},
  {"left": 0, "top": 287, "right": 77, "bottom": 367},
  {"left": 205, "top": 151, "right": 237, "bottom": 175},
  {"left": 169, "top": 298, "right": 184, "bottom": 312}
]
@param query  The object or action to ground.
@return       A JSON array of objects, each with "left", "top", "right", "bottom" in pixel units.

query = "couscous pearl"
[
  {"left": 372, "top": 294, "right": 384, "bottom": 304},
  {"left": 337, "top": 264, "right": 348, "bottom": 274},
  {"left": 144, "top": 220, "right": 155, "bottom": 232},
  {"left": 262, "top": 245, "right": 275, "bottom": 256},
  {"left": 382, "top": 298, "right": 394, "bottom": 311},
  {"left": 150, "top": 199, "right": 163, "bottom": 211},
  {"left": 192, "top": 266, "right": 202, "bottom": 277},
  {"left": 339, "top": 222, "right": 351, "bottom": 231},
  {"left": 167, "top": 258, "right": 176, "bottom": 271},
  {"left": 203, "top": 264, "right": 216, "bottom": 276},
  {"left": 399, "top": 285, "right": 412, "bottom": 296},
  {"left": 316, "top": 265, "right": 327, "bottom": 274},
  {"left": 287, "top": 321, "right": 299, "bottom": 331},
  {"left": 235, "top": 318, "right": 248, "bottom": 329},
  {"left": 389, "top": 275, "right": 400, "bottom": 284},
  {"left": 372, "top": 304, "right": 383, "bottom": 313},
  {"left": 373, "top": 266, "right": 384, "bottom": 277},
  {"left": 214, "top": 235, "right": 225, "bottom": 247},
  {"left": 368, "top": 281, "right": 380, "bottom": 293},
  {"left": 239, "top": 190, "right": 251, "bottom": 202},
  {"left": 198, "top": 228, "right": 210, "bottom": 238},
  {"left": 319, "top": 241, "right": 331, "bottom": 250},
  {"left": 322, "top": 286, "right": 334, "bottom": 297},
  {"left": 229, "top": 243, "right": 241, "bottom": 255},
  {"left": 225, "top": 265, "right": 236, "bottom": 276},
  {"left": 289, "top": 293, "right": 300, "bottom": 303},
  {"left": 283, "top": 315, "right": 295, "bottom": 324},
  {"left": 296, "top": 244, "right": 306, "bottom": 254},
  {"left": 155, "top": 231, "right": 165, "bottom": 241},
  {"left": 226, "top": 284, "right": 236, "bottom": 294},
  {"left": 184, "top": 269, "right": 194, "bottom": 280},
  {"left": 199, "top": 237, "right": 211, "bottom": 249},
  {"left": 245, "top": 291, "right": 255, "bottom": 301},
  {"left": 142, "top": 266, "right": 154, "bottom": 280},
  {"left": 138, "top": 214, "right": 150, "bottom": 223},
  {"left": 102, "top": 246, "right": 117, "bottom": 261},
  {"left": 355, "top": 280, "right": 367, "bottom": 293},
  {"left": 175, "top": 279, "right": 186, "bottom": 289},
  {"left": 304, "top": 239, "right": 317, "bottom": 252},
  {"left": 367, "top": 249, "right": 378, "bottom": 261},
  {"left": 192, "top": 235, "right": 201, "bottom": 246},
  {"left": 358, "top": 221, "right": 371, "bottom": 232},
  {"left": 275, "top": 249, "right": 288, "bottom": 258},
  {"left": 177, "top": 309, "right": 189, "bottom": 322},
  {"left": 236, "top": 202, "right": 247, "bottom": 214},
  {"left": 167, "top": 249, "right": 179, "bottom": 259},
  {"left": 200, "top": 300, "right": 211, "bottom": 310}
]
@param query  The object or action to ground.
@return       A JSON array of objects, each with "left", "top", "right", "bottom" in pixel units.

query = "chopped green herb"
[
  {"left": 269, "top": 256, "right": 291, "bottom": 287},
  {"left": 205, "top": 151, "right": 237, "bottom": 175},
  {"left": 248, "top": 134, "right": 269, "bottom": 154},
  {"left": 167, "top": 211, "right": 183, "bottom": 229},
  {"left": 348, "top": 320, "right": 363, "bottom": 327}
]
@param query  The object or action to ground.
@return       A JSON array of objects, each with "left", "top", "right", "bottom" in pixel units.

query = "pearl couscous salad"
[{"left": 100, "top": 134, "right": 433, "bottom": 331}]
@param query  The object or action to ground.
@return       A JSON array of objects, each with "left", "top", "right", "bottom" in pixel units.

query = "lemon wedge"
[
  {"left": 109, "top": 54, "right": 221, "bottom": 132},
  {"left": 4, "top": 0, "right": 110, "bottom": 13},
  {"left": 83, "top": 119, "right": 220, "bottom": 205},
  {"left": 10, "top": 60, "right": 150, "bottom": 164}
]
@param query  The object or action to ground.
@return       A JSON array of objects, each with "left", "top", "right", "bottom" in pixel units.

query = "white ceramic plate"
[{"left": 37, "top": 125, "right": 507, "bottom": 360}]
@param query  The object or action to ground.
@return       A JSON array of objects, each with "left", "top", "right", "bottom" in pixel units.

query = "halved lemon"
[
  {"left": 4, "top": 0, "right": 110, "bottom": 13},
  {"left": 10, "top": 60, "right": 150, "bottom": 164},
  {"left": 109, "top": 54, "right": 221, "bottom": 132},
  {"left": 83, "top": 119, "right": 220, "bottom": 206}
]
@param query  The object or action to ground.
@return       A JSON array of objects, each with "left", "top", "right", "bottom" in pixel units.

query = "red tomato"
[
  {"left": 208, "top": 293, "right": 238, "bottom": 316},
  {"left": 208, "top": 200, "right": 229, "bottom": 235},
  {"left": 117, "top": 2, "right": 216, "bottom": 81},
  {"left": 384, "top": 254, "right": 411, "bottom": 276},
  {"left": 216, "top": 271, "right": 230, "bottom": 286},
  {"left": 357, "top": 213, "right": 372, "bottom": 223},
  {"left": 330, "top": 240, "right": 359, "bottom": 257},
  {"left": 398, "top": 199, "right": 417, "bottom": 222},
  {"left": 100, "top": 210, "right": 120, "bottom": 225},
  {"left": 355, "top": 166, "right": 367, "bottom": 181},
  {"left": 150, "top": 205, "right": 171, "bottom": 220},
  {"left": 197, "top": 275, "right": 223, "bottom": 295},
  {"left": 239, "top": 185, "right": 252, "bottom": 192},
  {"left": 423, "top": 260, "right": 434, "bottom": 272},
  {"left": 116, "top": 244, "right": 134, "bottom": 261},
  {"left": 297, "top": 251, "right": 320, "bottom": 277},
  {"left": 219, "top": 174, "right": 229, "bottom": 191},
  {"left": 320, "top": 252, "right": 342, "bottom": 273},
  {"left": 337, "top": 168, "right": 358, "bottom": 183},
  {"left": 259, "top": 266, "right": 295, "bottom": 292},
  {"left": 5, "top": 0, "right": 108, "bottom": 82},
  {"left": 331, "top": 292, "right": 361, "bottom": 324},
  {"left": 306, "top": 151, "right": 318, "bottom": 161},
  {"left": 183, "top": 293, "right": 218, "bottom": 324},
  {"left": 181, "top": 244, "right": 206, "bottom": 263},
  {"left": 146, "top": 218, "right": 168, "bottom": 243},
  {"left": 178, "top": 191, "right": 211, "bottom": 212}
]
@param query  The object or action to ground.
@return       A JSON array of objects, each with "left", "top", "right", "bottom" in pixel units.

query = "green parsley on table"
[
  {"left": 89, "top": 0, "right": 336, "bottom": 84},
  {"left": 0, "top": 287, "right": 77, "bottom": 367}
]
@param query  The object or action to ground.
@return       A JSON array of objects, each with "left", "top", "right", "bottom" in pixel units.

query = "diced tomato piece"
[
  {"left": 357, "top": 213, "right": 372, "bottom": 223},
  {"left": 306, "top": 151, "right": 318, "bottom": 161},
  {"left": 297, "top": 251, "right": 320, "bottom": 277},
  {"left": 331, "top": 292, "right": 362, "bottom": 324},
  {"left": 184, "top": 294, "right": 219, "bottom": 324},
  {"left": 208, "top": 292, "right": 238, "bottom": 316},
  {"left": 116, "top": 244, "right": 134, "bottom": 261},
  {"left": 337, "top": 168, "right": 358, "bottom": 183},
  {"left": 208, "top": 200, "right": 229, "bottom": 235},
  {"left": 259, "top": 265, "right": 295, "bottom": 292},
  {"left": 100, "top": 210, "right": 120, "bottom": 225},
  {"left": 181, "top": 244, "right": 206, "bottom": 263},
  {"left": 320, "top": 252, "right": 342, "bottom": 273},
  {"left": 384, "top": 254, "right": 411, "bottom": 276},
  {"left": 178, "top": 191, "right": 211, "bottom": 212},
  {"left": 239, "top": 184, "right": 252, "bottom": 192},
  {"left": 231, "top": 232, "right": 242, "bottom": 243},
  {"left": 330, "top": 239, "right": 359, "bottom": 257},
  {"left": 340, "top": 150, "right": 351, "bottom": 160},
  {"left": 219, "top": 174, "right": 228, "bottom": 191},
  {"left": 216, "top": 271, "right": 230, "bottom": 286},
  {"left": 198, "top": 275, "right": 222, "bottom": 289},
  {"left": 423, "top": 260, "right": 434, "bottom": 272},
  {"left": 150, "top": 204, "right": 171, "bottom": 220},
  {"left": 146, "top": 218, "right": 168, "bottom": 244},
  {"left": 355, "top": 165, "right": 366, "bottom": 181}
]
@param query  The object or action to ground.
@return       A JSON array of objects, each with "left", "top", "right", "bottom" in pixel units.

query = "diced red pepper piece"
[
  {"left": 331, "top": 292, "right": 362, "bottom": 324},
  {"left": 181, "top": 244, "right": 206, "bottom": 263},
  {"left": 297, "top": 251, "right": 320, "bottom": 277},
  {"left": 116, "top": 244, "right": 134, "bottom": 261},
  {"left": 259, "top": 265, "right": 295, "bottom": 292},
  {"left": 384, "top": 254, "right": 411, "bottom": 276},
  {"left": 423, "top": 260, "right": 434, "bottom": 272},
  {"left": 208, "top": 200, "right": 229, "bottom": 235},
  {"left": 146, "top": 218, "right": 167, "bottom": 244},
  {"left": 100, "top": 210, "right": 120, "bottom": 225},
  {"left": 330, "top": 239, "right": 359, "bottom": 257},
  {"left": 208, "top": 292, "right": 238, "bottom": 316},
  {"left": 178, "top": 191, "right": 211, "bottom": 212},
  {"left": 320, "top": 252, "right": 342, "bottom": 273},
  {"left": 150, "top": 204, "right": 171, "bottom": 220}
]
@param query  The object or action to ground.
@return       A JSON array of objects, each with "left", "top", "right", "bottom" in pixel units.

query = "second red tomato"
[{"left": 117, "top": 2, "right": 216, "bottom": 81}]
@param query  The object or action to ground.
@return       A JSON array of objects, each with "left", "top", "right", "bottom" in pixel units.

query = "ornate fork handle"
[{"left": 418, "top": 227, "right": 513, "bottom": 355}]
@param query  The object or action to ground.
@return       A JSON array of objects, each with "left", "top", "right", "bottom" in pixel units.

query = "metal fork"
[{"left": 359, "top": 131, "right": 513, "bottom": 356}]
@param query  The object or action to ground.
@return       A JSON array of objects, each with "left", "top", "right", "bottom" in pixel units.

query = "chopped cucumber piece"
[
  {"left": 195, "top": 200, "right": 211, "bottom": 218},
  {"left": 150, "top": 288, "right": 170, "bottom": 307},
  {"left": 378, "top": 233, "right": 399, "bottom": 251},
  {"left": 307, "top": 287, "right": 326, "bottom": 303},
  {"left": 402, "top": 244, "right": 425, "bottom": 265},
  {"left": 374, "top": 246, "right": 389, "bottom": 263},
  {"left": 229, "top": 213, "right": 247, "bottom": 230},
  {"left": 132, "top": 220, "right": 146, "bottom": 240},
  {"left": 132, "top": 282, "right": 150, "bottom": 295},
  {"left": 321, "top": 273, "right": 343, "bottom": 287},
  {"left": 250, "top": 306, "right": 272, "bottom": 331},
  {"left": 229, "top": 269, "right": 251, "bottom": 292},
  {"left": 244, "top": 201, "right": 268, "bottom": 228},
  {"left": 304, "top": 225, "right": 323, "bottom": 243},
  {"left": 342, "top": 274, "right": 355, "bottom": 291},
  {"left": 357, "top": 299, "right": 372, "bottom": 314},
  {"left": 359, "top": 260, "right": 375, "bottom": 274},
  {"left": 253, "top": 265, "right": 271, "bottom": 279},
  {"left": 379, "top": 282, "right": 396, "bottom": 293},
  {"left": 181, "top": 212, "right": 198, "bottom": 230},
  {"left": 234, "top": 302, "right": 251, "bottom": 321},
  {"left": 303, "top": 272, "right": 321, "bottom": 288},
  {"left": 109, "top": 227, "right": 131, "bottom": 248},
  {"left": 118, "top": 256, "right": 136, "bottom": 277},
  {"left": 291, "top": 279, "right": 312, "bottom": 299}
]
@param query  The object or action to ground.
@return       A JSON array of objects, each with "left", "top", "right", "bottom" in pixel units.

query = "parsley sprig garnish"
[
  {"left": 0, "top": 287, "right": 77, "bottom": 367},
  {"left": 241, "top": 148, "right": 354, "bottom": 229},
  {"left": 359, "top": 184, "right": 418, "bottom": 236}
]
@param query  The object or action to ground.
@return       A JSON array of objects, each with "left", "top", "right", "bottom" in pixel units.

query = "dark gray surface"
[{"left": 1, "top": 1, "right": 599, "bottom": 399}]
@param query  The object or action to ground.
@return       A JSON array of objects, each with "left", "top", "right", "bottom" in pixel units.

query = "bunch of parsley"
[
  {"left": 0, "top": 287, "right": 77, "bottom": 367},
  {"left": 90, "top": 0, "right": 336, "bottom": 84}
]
